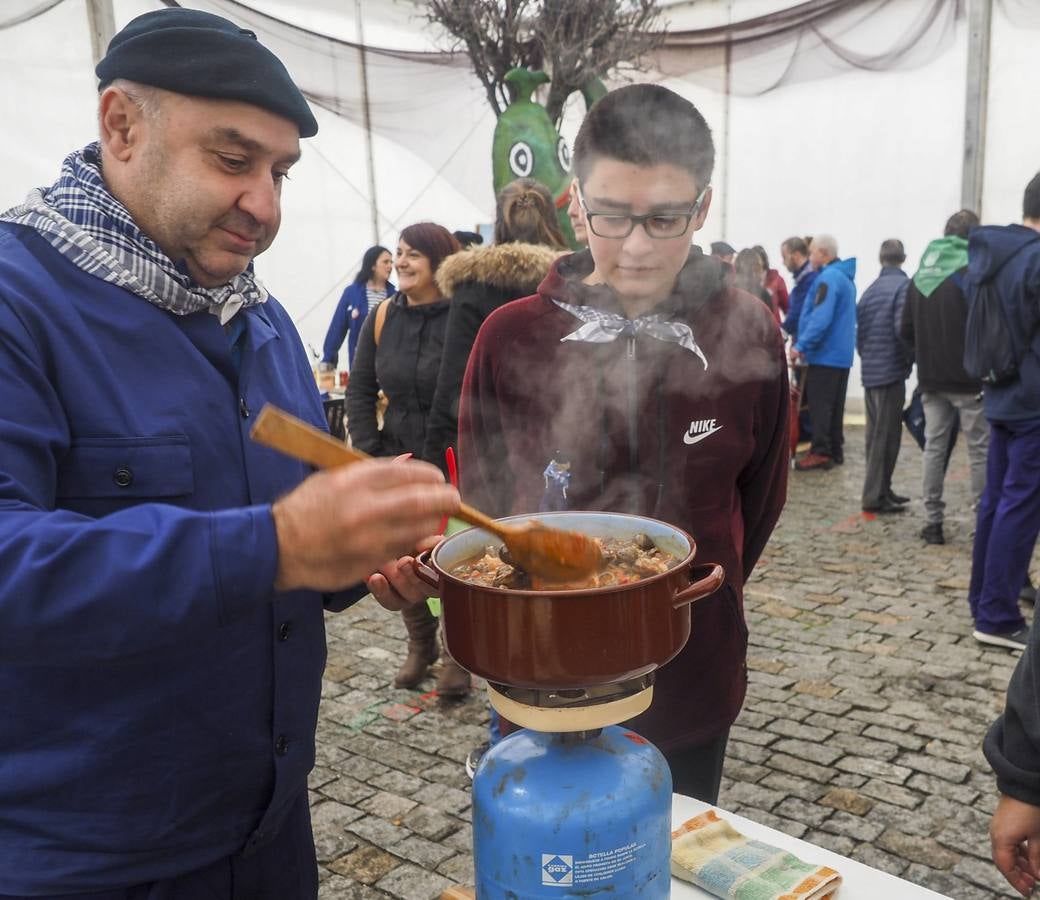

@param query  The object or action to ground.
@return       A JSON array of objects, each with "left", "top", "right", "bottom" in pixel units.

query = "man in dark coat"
[
  {"left": 856, "top": 239, "right": 911, "bottom": 513},
  {"left": 966, "top": 173, "right": 1040, "bottom": 651}
]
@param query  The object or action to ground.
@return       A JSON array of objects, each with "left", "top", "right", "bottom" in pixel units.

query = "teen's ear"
[
  {"left": 692, "top": 186, "right": 713, "bottom": 232},
  {"left": 98, "top": 87, "right": 146, "bottom": 163}
]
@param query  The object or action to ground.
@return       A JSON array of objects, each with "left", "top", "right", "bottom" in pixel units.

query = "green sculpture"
[{"left": 492, "top": 68, "right": 605, "bottom": 249}]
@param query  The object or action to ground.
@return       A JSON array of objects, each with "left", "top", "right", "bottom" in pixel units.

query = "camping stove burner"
[{"left": 488, "top": 674, "right": 653, "bottom": 710}]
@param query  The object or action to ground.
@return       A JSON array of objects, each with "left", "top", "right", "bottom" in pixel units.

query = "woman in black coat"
[
  {"left": 346, "top": 222, "right": 460, "bottom": 693},
  {"left": 422, "top": 178, "right": 568, "bottom": 471}
]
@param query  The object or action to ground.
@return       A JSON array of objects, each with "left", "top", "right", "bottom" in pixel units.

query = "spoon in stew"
[{"left": 249, "top": 404, "right": 603, "bottom": 583}]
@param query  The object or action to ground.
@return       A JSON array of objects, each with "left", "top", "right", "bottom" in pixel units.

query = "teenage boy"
[{"left": 457, "top": 84, "right": 789, "bottom": 802}]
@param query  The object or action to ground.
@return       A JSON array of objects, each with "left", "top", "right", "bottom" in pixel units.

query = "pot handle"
[
  {"left": 672, "top": 563, "right": 725, "bottom": 609},
  {"left": 411, "top": 550, "right": 440, "bottom": 591}
]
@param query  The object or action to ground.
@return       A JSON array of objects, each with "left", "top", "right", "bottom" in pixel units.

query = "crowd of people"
[{"left": 1, "top": 6, "right": 1039, "bottom": 899}]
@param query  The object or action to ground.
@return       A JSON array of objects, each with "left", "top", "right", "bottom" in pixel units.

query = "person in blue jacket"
[
  {"left": 321, "top": 244, "right": 394, "bottom": 369},
  {"left": 789, "top": 234, "right": 857, "bottom": 470},
  {"left": 966, "top": 172, "right": 1040, "bottom": 652},
  {"left": 0, "top": 9, "right": 458, "bottom": 898}
]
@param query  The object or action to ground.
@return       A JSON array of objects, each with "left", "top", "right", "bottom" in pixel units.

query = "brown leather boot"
[
  {"left": 437, "top": 630, "right": 472, "bottom": 698},
  {"left": 393, "top": 603, "right": 439, "bottom": 689}
]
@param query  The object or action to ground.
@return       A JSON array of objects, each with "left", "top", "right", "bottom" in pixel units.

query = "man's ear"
[
  {"left": 692, "top": 187, "right": 713, "bottom": 231},
  {"left": 98, "top": 87, "right": 144, "bottom": 163}
]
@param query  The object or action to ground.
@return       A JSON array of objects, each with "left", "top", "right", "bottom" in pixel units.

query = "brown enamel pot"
[{"left": 413, "top": 511, "right": 724, "bottom": 690}]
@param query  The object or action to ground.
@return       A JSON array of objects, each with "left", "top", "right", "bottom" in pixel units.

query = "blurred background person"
[
  {"left": 780, "top": 236, "right": 816, "bottom": 342},
  {"left": 424, "top": 177, "right": 567, "bottom": 473},
  {"left": 754, "top": 244, "right": 789, "bottom": 322},
  {"left": 423, "top": 179, "right": 567, "bottom": 699},
  {"left": 857, "top": 238, "right": 911, "bottom": 513},
  {"left": 346, "top": 222, "right": 460, "bottom": 691},
  {"left": 899, "top": 209, "right": 987, "bottom": 546},
  {"left": 566, "top": 179, "right": 588, "bottom": 246},
  {"left": 321, "top": 245, "right": 393, "bottom": 370},
  {"left": 733, "top": 247, "right": 773, "bottom": 313},
  {"left": 453, "top": 230, "right": 484, "bottom": 249},
  {"left": 791, "top": 234, "right": 857, "bottom": 470},
  {"left": 710, "top": 240, "right": 735, "bottom": 265}
]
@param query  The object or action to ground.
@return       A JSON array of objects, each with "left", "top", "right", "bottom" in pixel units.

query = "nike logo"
[{"left": 684, "top": 419, "right": 723, "bottom": 445}]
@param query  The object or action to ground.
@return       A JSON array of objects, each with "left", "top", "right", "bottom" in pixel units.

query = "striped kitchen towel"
[{"left": 672, "top": 810, "right": 842, "bottom": 899}]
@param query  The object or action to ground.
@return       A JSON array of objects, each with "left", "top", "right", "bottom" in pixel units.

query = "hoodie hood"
[
  {"left": 537, "top": 245, "right": 731, "bottom": 319},
  {"left": 829, "top": 256, "right": 857, "bottom": 283},
  {"left": 969, "top": 224, "right": 1040, "bottom": 283},
  {"left": 435, "top": 241, "right": 562, "bottom": 299},
  {"left": 913, "top": 236, "right": 968, "bottom": 297}
]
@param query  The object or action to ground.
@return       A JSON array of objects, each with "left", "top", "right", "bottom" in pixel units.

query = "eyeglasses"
[{"left": 576, "top": 185, "right": 710, "bottom": 240}]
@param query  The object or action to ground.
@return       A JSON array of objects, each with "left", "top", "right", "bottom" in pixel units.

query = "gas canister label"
[{"left": 541, "top": 842, "right": 646, "bottom": 886}]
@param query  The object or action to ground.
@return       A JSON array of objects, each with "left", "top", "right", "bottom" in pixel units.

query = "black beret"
[{"left": 96, "top": 8, "right": 318, "bottom": 138}]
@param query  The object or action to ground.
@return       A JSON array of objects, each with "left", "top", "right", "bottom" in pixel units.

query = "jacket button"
[
  {"left": 239, "top": 398, "right": 250, "bottom": 419},
  {"left": 113, "top": 466, "right": 133, "bottom": 488},
  {"left": 278, "top": 621, "right": 292, "bottom": 641},
  {"left": 275, "top": 734, "right": 289, "bottom": 756}
]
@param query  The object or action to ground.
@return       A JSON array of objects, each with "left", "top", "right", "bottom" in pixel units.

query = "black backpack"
[{"left": 964, "top": 276, "right": 1020, "bottom": 386}]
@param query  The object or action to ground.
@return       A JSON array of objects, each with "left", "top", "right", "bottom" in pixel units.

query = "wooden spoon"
[{"left": 249, "top": 404, "right": 602, "bottom": 582}]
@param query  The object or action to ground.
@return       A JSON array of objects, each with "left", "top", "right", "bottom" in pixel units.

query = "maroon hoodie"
[{"left": 458, "top": 248, "right": 789, "bottom": 749}]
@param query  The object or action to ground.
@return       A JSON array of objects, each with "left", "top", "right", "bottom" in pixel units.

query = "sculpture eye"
[
  {"left": 557, "top": 137, "right": 571, "bottom": 172},
  {"left": 509, "top": 142, "right": 534, "bottom": 177}
]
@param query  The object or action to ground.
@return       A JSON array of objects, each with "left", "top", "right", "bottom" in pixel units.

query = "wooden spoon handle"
[
  {"left": 250, "top": 404, "right": 369, "bottom": 469},
  {"left": 250, "top": 405, "right": 506, "bottom": 540}
]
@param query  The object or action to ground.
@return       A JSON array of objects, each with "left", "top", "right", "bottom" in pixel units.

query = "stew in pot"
[{"left": 449, "top": 533, "right": 678, "bottom": 590}]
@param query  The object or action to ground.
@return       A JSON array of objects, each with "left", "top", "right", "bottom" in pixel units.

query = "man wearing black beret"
[{"left": 0, "top": 7, "right": 458, "bottom": 897}]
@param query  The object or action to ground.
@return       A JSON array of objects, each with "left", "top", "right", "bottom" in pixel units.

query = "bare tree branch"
[{"left": 423, "top": 0, "right": 664, "bottom": 124}]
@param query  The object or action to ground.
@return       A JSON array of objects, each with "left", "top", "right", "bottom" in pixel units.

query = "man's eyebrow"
[
  {"left": 206, "top": 127, "right": 301, "bottom": 165},
  {"left": 588, "top": 195, "right": 699, "bottom": 212}
]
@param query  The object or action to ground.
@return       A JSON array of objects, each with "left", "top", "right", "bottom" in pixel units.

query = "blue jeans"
[{"left": 969, "top": 418, "right": 1040, "bottom": 634}]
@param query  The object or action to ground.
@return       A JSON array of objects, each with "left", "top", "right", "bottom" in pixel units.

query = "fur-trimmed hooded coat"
[{"left": 422, "top": 241, "right": 561, "bottom": 470}]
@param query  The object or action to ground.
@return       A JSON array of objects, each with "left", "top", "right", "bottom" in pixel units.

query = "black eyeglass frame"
[{"left": 576, "top": 184, "right": 711, "bottom": 240}]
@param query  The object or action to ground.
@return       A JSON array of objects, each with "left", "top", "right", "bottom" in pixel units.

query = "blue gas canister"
[{"left": 472, "top": 726, "right": 672, "bottom": 898}]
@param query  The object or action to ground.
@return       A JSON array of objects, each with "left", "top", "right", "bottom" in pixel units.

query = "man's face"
[
  {"left": 122, "top": 93, "right": 301, "bottom": 287},
  {"left": 781, "top": 245, "right": 804, "bottom": 273},
  {"left": 809, "top": 241, "right": 830, "bottom": 270},
  {"left": 579, "top": 158, "right": 709, "bottom": 316}
]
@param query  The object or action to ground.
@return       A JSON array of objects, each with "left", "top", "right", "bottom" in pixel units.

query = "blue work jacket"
[
  {"left": 0, "top": 223, "right": 362, "bottom": 892},
  {"left": 795, "top": 257, "right": 857, "bottom": 368}
]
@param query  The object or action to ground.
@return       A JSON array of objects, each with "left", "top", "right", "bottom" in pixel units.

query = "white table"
[{"left": 671, "top": 796, "right": 952, "bottom": 899}]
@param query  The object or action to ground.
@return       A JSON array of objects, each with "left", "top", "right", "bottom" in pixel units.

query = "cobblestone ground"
[{"left": 312, "top": 425, "right": 1034, "bottom": 899}]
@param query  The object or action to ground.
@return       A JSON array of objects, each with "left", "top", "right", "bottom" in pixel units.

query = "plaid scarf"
[
  {"left": 0, "top": 143, "right": 267, "bottom": 324},
  {"left": 552, "top": 299, "right": 709, "bottom": 371}
]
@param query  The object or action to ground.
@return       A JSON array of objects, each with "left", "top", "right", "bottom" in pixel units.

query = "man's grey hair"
[
  {"left": 811, "top": 234, "right": 838, "bottom": 259},
  {"left": 100, "top": 78, "right": 165, "bottom": 122}
]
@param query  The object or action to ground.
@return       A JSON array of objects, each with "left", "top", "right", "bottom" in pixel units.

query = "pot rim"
[{"left": 430, "top": 510, "right": 698, "bottom": 598}]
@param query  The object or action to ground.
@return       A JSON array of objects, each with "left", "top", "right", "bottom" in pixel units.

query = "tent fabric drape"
[
  {"left": 653, "top": 0, "right": 965, "bottom": 96},
  {"left": 0, "top": 0, "right": 64, "bottom": 30}
]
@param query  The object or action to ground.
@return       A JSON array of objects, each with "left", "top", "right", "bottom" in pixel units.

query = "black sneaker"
[
  {"left": 1021, "top": 578, "right": 1037, "bottom": 602},
  {"left": 973, "top": 627, "right": 1029, "bottom": 650},
  {"left": 887, "top": 491, "right": 910, "bottom": 505},
  {"left": 920, "top": 523, "right": 945, "bottom": 545},
  {"left": 465, "top": 741, "right": 490, "bottom": 780}
]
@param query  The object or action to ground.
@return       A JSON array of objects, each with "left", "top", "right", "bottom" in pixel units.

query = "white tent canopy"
[{"left": 3, "top": 0, "right": 1039, "bottom": 397}]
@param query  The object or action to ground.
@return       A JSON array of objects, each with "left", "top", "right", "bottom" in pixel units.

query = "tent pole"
[
  {"left": 85, "top": 0, "right": 116, "bottom": 68},
  {"left": 355, "top": 0, "right": 380, "bottom": 245},
  {"left": 962, "top": 0, "right": 992, "bottom": 216},
  {"left": 720, "top": 0, "right": 732, "bottom": 239}
]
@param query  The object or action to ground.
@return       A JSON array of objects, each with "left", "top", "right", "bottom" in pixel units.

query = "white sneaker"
[{"left": 973, "top": 627, "right": 1029, "bottom": 650}]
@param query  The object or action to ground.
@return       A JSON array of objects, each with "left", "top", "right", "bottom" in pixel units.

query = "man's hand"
[
  {"left": 992, "top": 793, "right": 1040, "bottom": 897},
  {"left": 271, "top": 459, "right": 459, "bottom": 592},
  {"left": 367, "top": 534, "right": 442, "bottom": 612},
  {"left": 787, "top": 346, "right": 804, "bottom": 366}
]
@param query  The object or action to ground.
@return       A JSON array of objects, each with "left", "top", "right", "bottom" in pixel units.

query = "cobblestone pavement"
[{"left": 312, "top": 425, "right": 1034, "bottom": 899}]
